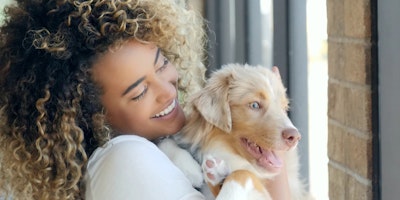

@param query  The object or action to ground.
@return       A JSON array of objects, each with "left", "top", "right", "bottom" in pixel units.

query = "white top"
[{"left": 85, "top": 135, "right": 204, "bottom": 200}]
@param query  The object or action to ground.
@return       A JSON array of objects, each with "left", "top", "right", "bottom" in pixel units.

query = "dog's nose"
[{"left": 282, "top": 128, "right": 301, "bottom": 147}]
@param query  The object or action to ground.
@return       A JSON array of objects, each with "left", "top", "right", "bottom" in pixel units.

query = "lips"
[
  {"left": 153, "top": 99, "right": 176, "bottom": 118},
  {"left": 240, "top": 138, "right": 283, "bottom": 171}
]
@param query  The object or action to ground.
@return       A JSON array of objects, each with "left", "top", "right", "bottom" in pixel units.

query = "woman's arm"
[{"left": 265, "top": 162, "right": 292, "bottom": 200}]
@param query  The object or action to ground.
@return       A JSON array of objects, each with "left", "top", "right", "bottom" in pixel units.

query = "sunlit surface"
[{"left": 307, "top": 0, "right": 329, "bottom": 199}]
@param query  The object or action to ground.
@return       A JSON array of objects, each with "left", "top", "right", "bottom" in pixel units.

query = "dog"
[{"left": 159, "top": 64, "right": 311, "bottom": 199}]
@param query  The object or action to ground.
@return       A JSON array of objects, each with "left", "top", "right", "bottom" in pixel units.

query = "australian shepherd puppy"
[{"left": 160, "top": 64, "right": 312, "bottom": 200}]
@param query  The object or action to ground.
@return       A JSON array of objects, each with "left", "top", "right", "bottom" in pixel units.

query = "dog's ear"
[{"left": 191, "top": 71, "right": 233, "bottom": 133}]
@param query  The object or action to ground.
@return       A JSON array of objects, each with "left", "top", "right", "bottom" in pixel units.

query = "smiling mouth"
[
  {"left": 240, "top": 138, "right": 282, "bottom": 170},
  {"left": 153, "top": 100, "right": 176, "bottom": 118}
]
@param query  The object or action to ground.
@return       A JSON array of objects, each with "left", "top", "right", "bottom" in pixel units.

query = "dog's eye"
[{"left": 249, "top": 102, "right": 261, "bottom": 109}]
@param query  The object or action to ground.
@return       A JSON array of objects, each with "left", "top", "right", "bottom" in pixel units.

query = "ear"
[
  {"left": 271, "top": 66, "right": 282, "bottom": 81},
  {"left": 191, "top": 72, "right": 233, "bottom": 133}
]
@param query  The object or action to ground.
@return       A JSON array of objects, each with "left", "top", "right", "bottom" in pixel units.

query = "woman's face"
[{"left": 91, "top": 40, "right": 185, "bottom": 140}]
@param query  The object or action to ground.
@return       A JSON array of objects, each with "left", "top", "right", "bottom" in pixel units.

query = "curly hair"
[{"left": 0, "top": 0, "right": 206, "bottom": 199}]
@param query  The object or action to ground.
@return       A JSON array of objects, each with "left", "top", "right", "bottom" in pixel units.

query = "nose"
[
  {"left": 154, "top": 80, "right": 176, "bottom": 103},
  {"left": 282, "top": 128, "right": 301, "bottom": 147},
  {"left": 154, "top": 70, "right": 178, "bottom": 103}
]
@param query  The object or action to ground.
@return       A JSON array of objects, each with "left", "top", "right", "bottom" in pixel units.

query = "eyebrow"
[
  {"left": 122, "top": 76, "right": 146, "bottom": 96},
  {"left": 153, "top": 48, "right": 161, "bottom": 66}
]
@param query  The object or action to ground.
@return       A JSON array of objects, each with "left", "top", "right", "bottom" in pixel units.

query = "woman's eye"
[
  {"left": 163, "top": 57, "right": 169, "bottom": 65},
  {"left": 157, "top": 57, "right": 169, "bottom": 73},
  {"left": 132, "top": 85, "right": 148, "bottom": 102},
  {"left": 249, "top": 102, "right": 261, "bottom": 109}
]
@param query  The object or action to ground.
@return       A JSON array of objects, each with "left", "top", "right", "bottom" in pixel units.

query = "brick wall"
[{"left": 326, "top": 0, "right": 377, "bottom": 199}]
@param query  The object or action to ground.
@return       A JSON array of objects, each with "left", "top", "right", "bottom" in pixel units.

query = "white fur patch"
[
  {"left": 157, "top": 138, "right": 204, "bottom": 188},
  {"left": 215, "top": 178, "right": 271, "bottom": 200}
]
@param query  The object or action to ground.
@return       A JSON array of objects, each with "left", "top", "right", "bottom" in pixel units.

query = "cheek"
[
  {"left": 105, "top": 102, "right": 151, "bottom": 132},
  {"left": 100, "top": 91, "right": 141, "bottom": 127}
]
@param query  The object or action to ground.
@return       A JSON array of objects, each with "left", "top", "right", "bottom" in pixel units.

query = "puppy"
[{"left": 160, "top": 64, "right": 310, "bottom": 199}]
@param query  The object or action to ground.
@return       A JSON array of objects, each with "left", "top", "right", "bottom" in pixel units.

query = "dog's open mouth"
[{"left": 240, "top": 138, "right": 282, "bottom": 172}]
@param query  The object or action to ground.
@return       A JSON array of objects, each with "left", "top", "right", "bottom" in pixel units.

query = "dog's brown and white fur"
[{"left": 160, "top": 64, "right": 311, "bottom": 199}]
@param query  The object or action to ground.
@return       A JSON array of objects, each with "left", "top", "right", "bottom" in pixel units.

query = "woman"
[{"left": 0, "top": 0, "right": 290, "bottom": 199}]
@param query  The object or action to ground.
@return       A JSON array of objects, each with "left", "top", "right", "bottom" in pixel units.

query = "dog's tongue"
[{"left": 258, "top": 150, "right": 282, "bottom": 169}]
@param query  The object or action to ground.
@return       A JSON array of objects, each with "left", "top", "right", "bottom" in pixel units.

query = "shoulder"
[
  {"left": 87, "top": 135, "right": 167, "bottom": 172},
  {"left": 85, "top": 135, "right": 204, "bottom": 200}
]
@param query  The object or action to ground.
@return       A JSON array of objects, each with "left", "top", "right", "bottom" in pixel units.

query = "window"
[
  {"left": 204, "top": 0, "right": 329, "bottom": 199},
  {"left": 378, "top": 1, "right": 400, "bottom": 199}
]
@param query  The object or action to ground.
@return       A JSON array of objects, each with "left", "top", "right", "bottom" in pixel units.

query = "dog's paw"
[
  {"left": 202, "top": 155, "right": 230, "bottom": 186},
  {"left": 158, "top": 138, "right": 204, "bottom": 188},
  {"left": 178, "top": 154, "right": 204, "bottom": 188}
]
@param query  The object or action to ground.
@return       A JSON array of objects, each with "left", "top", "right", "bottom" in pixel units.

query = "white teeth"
[{"left": 154, "top": 100, "right": 176, "bottom": 118}]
